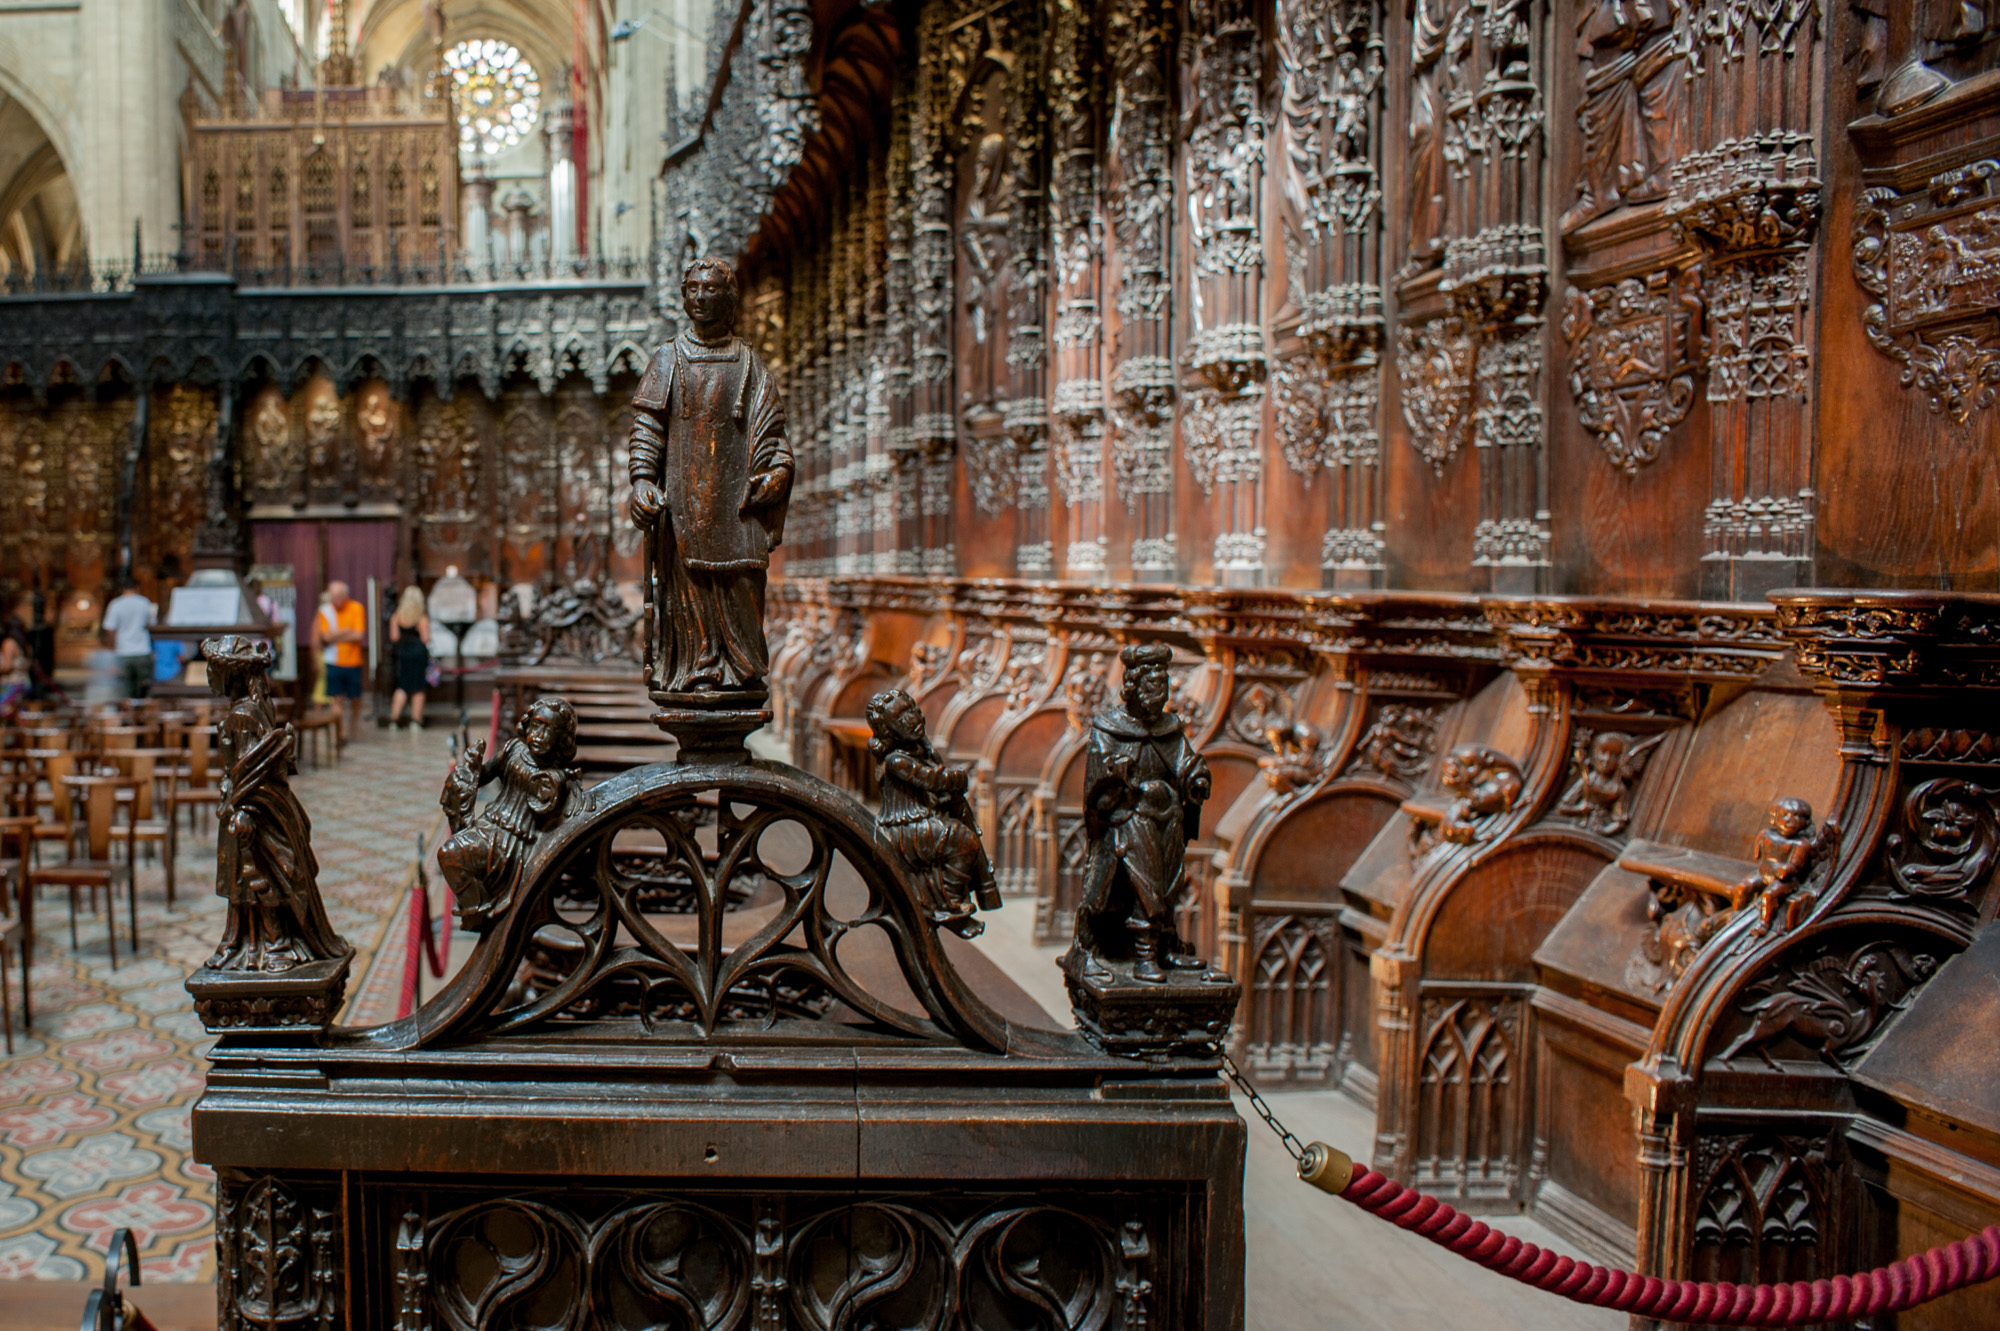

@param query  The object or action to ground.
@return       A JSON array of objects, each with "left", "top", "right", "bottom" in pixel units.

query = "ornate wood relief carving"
[
  {"left": 1344, "top": 701, "right": 1441, "bottom": 782},
  {"left": 1278, "top": 0, "right": 1388, "bottom": 581},
  {"left": 1051, "top": 0, "right": 1107, "bottom": 579},
  {"left": 1184, "top": 0, "right": 1269, "bottom": 583},
  {"left": 1550, "top": 727, "right": 1663, "bottom": 835},
  {"left": 1561, "top": 269, "right": 1704, "bottom": 474},
  {"left": 1246, "top": 912, "right": 1338, "bottom": 1080},
  {"left": 404, "top": 1191, "right": 1153, "bottom": 1331},
  {"left": 1398, "top": 320, "right": 1475, "bottom": 475},
  {"left": 215, "top": 1171, "right": 342, "bottom": 1331},
  {"left": 1562, "top": 0, "right": 1685, "bottom": 230},
  {"left": 151, "top": 387, "right": 217, "bottom": 556},
  {"left": 1688, "top": 1132, "right": 1837, "bottom": 1287},
  {"left": 1395, "top": 0, "right": 1550, "bottom": 588},
  {"left": 1717, "top": 940, "right": 1938, "bottom": 1068},
  {"left": 1106, "top": 0, "right": 1177, "bottom": 576},
  {"left": 1414, "top": 993, "right": 1522, "bottom": 1202},
  {"left": 1658, "top": 0, "right": 1823, "bottom": 599},
  {"left": 1887, "top": 776, "right": 1999, "bottom": 901},
  {"left": 1853, "top": 160, "right": 2000, "bottom": 423}
]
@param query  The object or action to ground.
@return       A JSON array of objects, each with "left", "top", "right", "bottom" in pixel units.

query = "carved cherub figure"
[
  {"left": 1555, "top": 729, "right": 1664, "bottom": 836},
  {"left": 1732, "top": 797, "right": 1840, "bottom": 937},
  {"left": 867, "top": 689, "right": 1000, "bottom": 937},
  {"left": 202, "top": 636, "right": 352, "bottom": 974},
  {"left": 1437, "top": 744, "right": 1524, "bottom": 844},
  {"left": 437, "top": 696, "right": 581, "bottom": 928}
]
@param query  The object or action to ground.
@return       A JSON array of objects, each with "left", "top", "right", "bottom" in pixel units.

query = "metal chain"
[{"left": 1218, "top": 1052, "right": 1308, "bottom": 1165}]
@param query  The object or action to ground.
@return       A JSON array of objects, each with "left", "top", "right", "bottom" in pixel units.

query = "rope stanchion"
[{"left": 1221, "top": 1056, "right": 2000, "bottom": 1327}]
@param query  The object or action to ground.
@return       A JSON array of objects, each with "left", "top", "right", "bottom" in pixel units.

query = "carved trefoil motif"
[
  {"left": 1853, "top": 159, "right": 2000, "bottom": 423},
  {"left": 1562, "top": 268, "right": 1704, "bottom": 473}
]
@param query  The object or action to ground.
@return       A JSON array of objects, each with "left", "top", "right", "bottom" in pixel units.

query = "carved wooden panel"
[
  {"left": 1413, "top": 989, "right": 1525, "bottom": 1205},
  {"left": 1244, "top": 909, "right": 1340, "bottom": 1085},
  {"left": 147, "top": 386, "right": 217, "bottom": 576}
]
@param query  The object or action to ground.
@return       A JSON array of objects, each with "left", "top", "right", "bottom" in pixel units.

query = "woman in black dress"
[{"left": 388, "top": 584, "right": 432, "bottom": 729}]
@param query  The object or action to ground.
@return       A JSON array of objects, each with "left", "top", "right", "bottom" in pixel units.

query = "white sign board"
[{"left": 167, "top": 586, "right": 246, "bottom": 627}]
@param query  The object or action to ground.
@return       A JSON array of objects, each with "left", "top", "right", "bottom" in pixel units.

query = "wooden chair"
[
  {"left": 0, "top": 911, "right": 16, "bottom": 1054},
  {"left": 167, "top": 723, "right": 222, "bottom": 836},
  {"left": 297, "top": 707, "right": 342, "bottom": 768},
  {"left": 0, "top": 817, "right": 28, "bottom": 1039},
  {"left": 28, "top": 776, "right": 138, "bottom": 967},
  {"left": 26, "top": 749, "right": 79, "bottom": 862},
  {"left": 106, "top": 749, "right": 178, "bottom": 908}
]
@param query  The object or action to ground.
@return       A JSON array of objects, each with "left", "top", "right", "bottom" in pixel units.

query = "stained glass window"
[{"left": 446, "top": 40, "right": 542, "bottom": 155}]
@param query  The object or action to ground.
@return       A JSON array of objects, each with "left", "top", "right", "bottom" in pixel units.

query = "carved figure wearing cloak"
[
  {"left": 1074, "top": 644, "right": 1213, "bottom": 982},
  {"left": 203, "top": 636, "right": 350, "bottom": 974}
]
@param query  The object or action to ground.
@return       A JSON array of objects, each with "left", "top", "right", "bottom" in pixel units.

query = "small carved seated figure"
[
  {"left": 438, "top": 696, "right": 581, "bottom": 929},
  {"left": 1259, "top": 720, "right": 1322, "bottom": 796},
  {"left": 1437, "top": 744, "right": 1524, "bottom": 844},
  {"left": 866, "top": 689, "right": 1000, "bottom": 937},
  {"left": 1731, "top": 797, "right": 1840, "bottom": 937}
]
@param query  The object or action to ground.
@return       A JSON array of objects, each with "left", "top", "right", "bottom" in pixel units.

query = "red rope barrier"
[{"left": 1323, "top": 1154, "right": 2000, "bottom": 1326}]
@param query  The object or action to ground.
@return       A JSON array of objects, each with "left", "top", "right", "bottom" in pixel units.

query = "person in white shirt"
[{"left": 100, "top": 578, "right": 158, "bottom": 699}]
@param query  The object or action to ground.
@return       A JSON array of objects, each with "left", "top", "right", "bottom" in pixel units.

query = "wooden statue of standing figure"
[
  {"left": 1061, "top": 644, "right": 1238, "bottom": 1059},
  {"left": 866, "top": 689, "right": 1000, "bottom": 938},
  {"left": 628, "top": 258, "right": 794, "bottom": 705},
  {"left": 205, "top": 636, "right": 349, "bottom": 972},
  {"left": 437, "top": 696, "right": 582, "bottom": 928},
  {"left": 1073, "top": 644, "right": 1213, "bottom": 982},
  {"left": 186, "top": 636, "right": 352, "bottom": 1032}
]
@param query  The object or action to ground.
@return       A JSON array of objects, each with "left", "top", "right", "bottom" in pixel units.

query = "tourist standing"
[
  {"left": 101, "top": 577, "right": 157, "bottom": 699},
  {"left": 388, "top": 584, "right": 432, "bottom": 729},
  {"left": 315, "top": 580, "right": 368, "bottom": 735}
]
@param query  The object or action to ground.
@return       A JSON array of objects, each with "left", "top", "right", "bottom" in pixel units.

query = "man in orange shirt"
[{"left": 315, "top": 581, "right": 368, "bottom": 735}]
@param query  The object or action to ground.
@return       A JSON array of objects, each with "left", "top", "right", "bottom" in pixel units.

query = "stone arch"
[{"left": 0, "top": 81, "right": 85, "bottom": 278}]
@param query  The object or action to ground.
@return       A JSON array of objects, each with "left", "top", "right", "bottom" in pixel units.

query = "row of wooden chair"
[{"left": 0, "top": 699, "right": 231, "bottom": 1051}]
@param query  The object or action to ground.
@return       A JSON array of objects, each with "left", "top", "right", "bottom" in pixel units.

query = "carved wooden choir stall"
[
  {"left": 721, "top": 0, "right": 2000, "bottom": 1319},
  {"left": 187, "top": 266, "right": 1245, "bottom": 1331}
]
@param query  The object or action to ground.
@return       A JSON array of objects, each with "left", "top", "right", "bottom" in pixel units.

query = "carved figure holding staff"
[{"left": 628, "top": 259, "right": 794, "bottom": 703}]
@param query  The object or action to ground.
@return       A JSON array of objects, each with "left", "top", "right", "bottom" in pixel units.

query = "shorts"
[{"left": 324, "top": 663, "right": 364, "bottom": 698}]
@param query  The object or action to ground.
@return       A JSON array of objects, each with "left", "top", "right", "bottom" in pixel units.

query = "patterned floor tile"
[
  {"left": 0, "top": 728, "right": 457, "bottom": 1282},
  {"left": 18, "top": 1132, "right": 163, "bottom": 1199}
]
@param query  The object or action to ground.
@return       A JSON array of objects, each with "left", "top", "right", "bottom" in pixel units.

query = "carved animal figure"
[
  {"left": 1437, "top": 744, "right": 1524, "bottom": 844},
  {"left": 1259, "top": 721, "right": 1323, "bottom": 795},
  {"left": 1718, "top": 945, "right": 1937, "bottom": 1069}
]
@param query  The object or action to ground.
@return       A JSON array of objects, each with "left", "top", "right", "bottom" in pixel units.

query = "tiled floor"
[{"left": 0, "top": 726, "right": 454, "bottom": 1283}]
